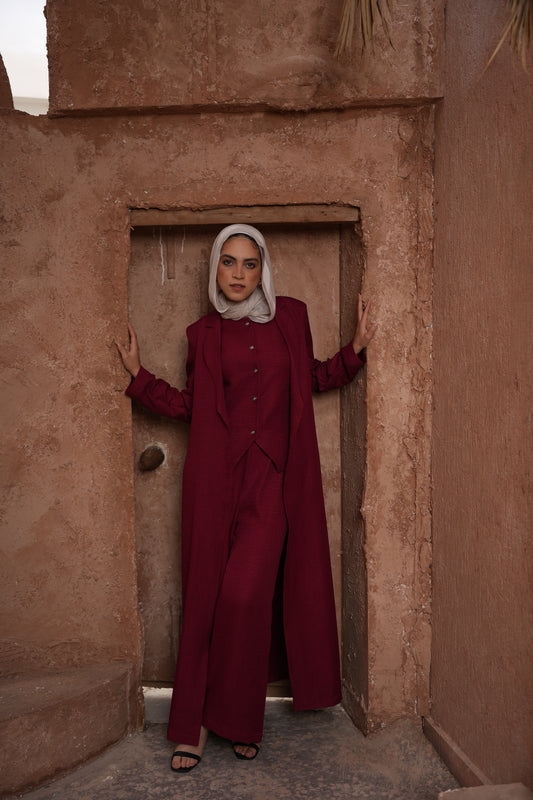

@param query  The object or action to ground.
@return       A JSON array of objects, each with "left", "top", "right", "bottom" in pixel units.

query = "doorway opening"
[{"left": 128, "top": 205, "right": 367, "bottom": 727}]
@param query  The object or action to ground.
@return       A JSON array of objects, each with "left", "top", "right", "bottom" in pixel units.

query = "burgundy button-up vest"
[{"left": 221, "top": 316, "right": 290, "bottom": 472}]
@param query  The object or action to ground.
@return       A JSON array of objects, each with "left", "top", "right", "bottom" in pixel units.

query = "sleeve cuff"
[
  {"left": 341, "top": 342, "right": 366, "bottom": 377},
  {"left": 125, "top": 365, "right": 154, "bottom": 400}
]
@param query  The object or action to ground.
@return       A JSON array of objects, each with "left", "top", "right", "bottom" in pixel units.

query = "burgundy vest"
[{"left": 221, "top": 316, "right": 290, "bottom": 472}]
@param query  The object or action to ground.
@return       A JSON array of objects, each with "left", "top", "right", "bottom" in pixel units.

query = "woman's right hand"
[{"left": 115, "top": 322, "right": 141, "bottom": 378}]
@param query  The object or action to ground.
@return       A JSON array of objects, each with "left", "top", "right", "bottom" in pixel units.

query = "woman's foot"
[
  {"left": 171, "top": 725, "right": 208, "bottom": 771},
  {"left": 232, "top": 741, "right": 260, "bottom": 760}
]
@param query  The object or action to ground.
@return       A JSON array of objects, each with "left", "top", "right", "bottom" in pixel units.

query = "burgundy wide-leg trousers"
[{"left": 201, "top": 443, "right": 288, "bottom": 744}]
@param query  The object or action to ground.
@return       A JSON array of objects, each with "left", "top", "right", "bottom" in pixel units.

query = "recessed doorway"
[{"left": 128, "top": 207, "right": 367, "bottom": 722}]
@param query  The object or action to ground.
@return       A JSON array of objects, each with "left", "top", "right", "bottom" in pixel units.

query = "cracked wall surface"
[
  {"left": 45, "top": 0, "right": 442, "bottom": 113},
  {"left": 1, "top": 1, "right": 530, "bottom": 793},
  {"left": 0, "top": 6, "right": 442, "bottom": 792},
  {"left": 0, "top": 104, "right": 435, "bottom": 730},
  {"left": 431, "top": 0, "right": 533, "bottom": 787}
]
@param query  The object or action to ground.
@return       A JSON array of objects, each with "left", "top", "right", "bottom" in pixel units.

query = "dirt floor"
[{"left": 10, "top": 698, "right": 459, "bottom": 799}]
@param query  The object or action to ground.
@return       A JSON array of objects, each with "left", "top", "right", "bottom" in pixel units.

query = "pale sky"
[{"left": 0, "top": 0, "right": 48, "bottom": 106}]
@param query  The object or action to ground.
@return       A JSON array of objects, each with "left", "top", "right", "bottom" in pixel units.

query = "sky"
[{"left": 0, "top": 0, "right": 48, "bottom": 104}]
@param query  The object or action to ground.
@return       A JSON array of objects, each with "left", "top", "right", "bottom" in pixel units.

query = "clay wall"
[
  {"left": 45, "top": 0, "right": 442, "bottom": 113},
  {"left": 429, "top": 0, "right": 533, "bottom": 787},
  {"left": 0, "top": 0, "right": 441, "bottom": 790},
  {"left": 0, "top": 101, "right": 435, "bottom": 713},
  {"left": 0, "top": 54, "right": 13, "bottom": 109}
]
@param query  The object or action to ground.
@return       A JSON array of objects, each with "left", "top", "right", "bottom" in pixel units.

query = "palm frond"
[
  {"left": 486, "top": 0, "right": 532, "bottom": 71},
  {"left": 334, "top": 0, "right": 393, "bottom": 59}
]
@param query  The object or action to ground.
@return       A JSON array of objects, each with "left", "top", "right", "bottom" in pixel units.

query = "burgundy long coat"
[{"left": 126, "top": 296, "right": 365, "bottom": 744}]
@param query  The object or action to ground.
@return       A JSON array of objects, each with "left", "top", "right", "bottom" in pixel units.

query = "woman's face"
[{"left": 216, "top": 235, "right": 262, "bottom": 303}]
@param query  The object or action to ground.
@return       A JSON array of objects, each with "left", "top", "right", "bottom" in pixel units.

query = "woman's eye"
[
  {"left": 245, "top": 263, "right": 257, "bottom": 270},
  {"left": 222, "top": 259, "right": 233, "bottom": 266}
]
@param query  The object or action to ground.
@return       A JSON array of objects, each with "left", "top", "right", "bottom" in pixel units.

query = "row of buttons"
[{"left": 249, "top": 321, "right": 257, "bottom": 436}]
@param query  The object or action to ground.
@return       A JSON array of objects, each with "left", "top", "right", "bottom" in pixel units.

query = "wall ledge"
[
  {"left": 423, "top": 716, "right": 493, "bottom": 788},
  {"left": 46, "top": 96, "right": 443, "bottom": 119},
  {"left": 438, "top": 785, "right": 533, "bottom": 799},
  {"left": 0, "top": 663, "right": 140, "bottom": 796}
]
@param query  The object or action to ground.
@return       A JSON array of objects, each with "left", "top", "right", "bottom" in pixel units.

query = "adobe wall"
[
  {"left": 45, "top": 0, "right": 442, "bottom": 113},
  {"left": 431, "top": 0, "right": 533, "bottom": 787},
  {"left": 0, "top": 54, "right": 13, "bottom": 109},
  {"left": 0, "top": 0, "right": 440, "bottom": 770},
  {"left": 0, "top": 103, "right": 434, "bottom": 724}
]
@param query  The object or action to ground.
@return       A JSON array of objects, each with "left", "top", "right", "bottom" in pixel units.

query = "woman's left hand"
[{"left": 352, "top": 294, "right": 378, "bottom": 354}]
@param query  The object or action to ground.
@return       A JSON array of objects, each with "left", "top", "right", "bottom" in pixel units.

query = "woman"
[{"left": 117, "top": 224, "right": 376, "bottom": 771}]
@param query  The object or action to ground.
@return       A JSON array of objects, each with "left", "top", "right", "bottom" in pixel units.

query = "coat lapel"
[
  {"left": 202, "top": 312, "right": 229, "bottom": 428},
  {"left": 275, "top": 303, "right": 304, "bottom": 444}
]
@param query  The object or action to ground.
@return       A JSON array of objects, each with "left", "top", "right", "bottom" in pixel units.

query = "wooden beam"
[{"left": 130, "top": 204, "right": 360, "bottom": 227}]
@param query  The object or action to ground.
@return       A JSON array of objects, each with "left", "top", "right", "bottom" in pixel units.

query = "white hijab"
[{"left": 208, "top": 224, "right": 276, "bottom": 324}]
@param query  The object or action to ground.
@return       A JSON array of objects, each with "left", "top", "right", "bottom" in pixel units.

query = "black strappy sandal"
[
  {"left": 232, "top": 742, "right": 260, "bottom": 760},
  {"left": 171, "top": 750, "right": 202, "bottom": 772}
]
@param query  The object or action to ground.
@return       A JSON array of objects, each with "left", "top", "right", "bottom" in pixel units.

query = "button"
[
  {"left": 249, "top": 345, "right": 255, "bottom": 350},
  {"left": 245, "top": 321, "right": 250, "bottom": 326},
  {"left": 252, "top": 396, "right": 257, "bottom": 402},
  {"left": 250, "top": 430, "right": 256, "bottom": 435},
  {"left": 253, "top": 368, "right": 258, "bottom": 374}
]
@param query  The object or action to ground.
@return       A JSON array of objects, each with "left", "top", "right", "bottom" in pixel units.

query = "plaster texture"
[
  {"left": 0, "top": 103, "right": 434, "bottom": 734},
  {"left": 45, "top": 0, "right": 443, "bottom": 114},
  {"left": 1, "top": 0, "right": 530, "bottom": 792},
  {"left": 0, "top": 54, "right": 13, "bottom": 110},
  {"left": 439, "top": 788, "right": 533, "bottom": 800},
  {"left": 0, "top": 664, "right": 136, "bottom": 796},
  {"left": 5, "top": 701, "right": 458, "bottom": 800},
  {"left": 340, "top": 224, "right": 369, "bottom": 728},
  {"left": 431, "top": 0, "right": 533, "bottom": 789},
  {"left": 2, "top": 0, "right": 439, "bottom": 792}
]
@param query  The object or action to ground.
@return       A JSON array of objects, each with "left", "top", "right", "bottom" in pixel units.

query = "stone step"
[
  {"left": 439, "top": 785, "right": 533, "bottom": 799},
  {"left": 0, "top": 662, "right": 138, "bottom": 796}
]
